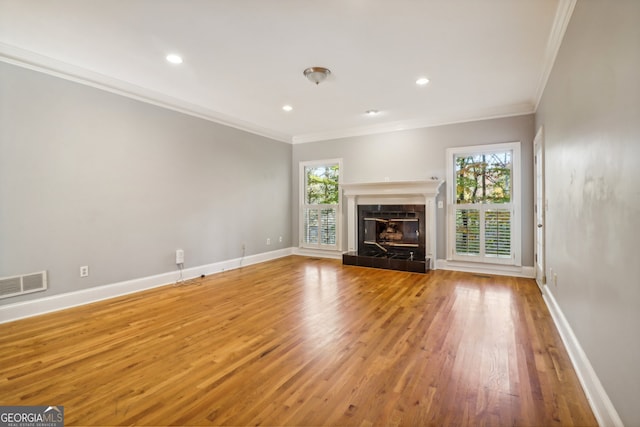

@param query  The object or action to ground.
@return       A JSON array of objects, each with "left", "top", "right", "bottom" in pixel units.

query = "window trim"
[
  {"left": 299, "top": 158, "right": 343, "bottom": 251},
  {"left": 446, "top": 142, "right": 521, "bottom": 266}
]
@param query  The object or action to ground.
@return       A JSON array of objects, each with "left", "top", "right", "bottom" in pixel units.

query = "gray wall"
[
  {"left": 292, "top": 114, "right": 535, "bottom": 264},
  {"left": 0, "top": 61, "right": 292, "bottom": 306},
  {"left": 535, "top": 1, "right": 640, "bottom": 425}
]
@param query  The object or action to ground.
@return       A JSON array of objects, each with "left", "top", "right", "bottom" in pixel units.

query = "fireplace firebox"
[{"left": 343, "top": 204, "right": 429, "bottom": 273}]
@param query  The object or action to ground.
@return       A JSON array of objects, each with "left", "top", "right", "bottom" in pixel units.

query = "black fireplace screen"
[
  {"left": 358, "top": 204, "right": 426, "bottom": 259},
  {"left": 364, "top": 218, "right": 419, "bottom": 246}
]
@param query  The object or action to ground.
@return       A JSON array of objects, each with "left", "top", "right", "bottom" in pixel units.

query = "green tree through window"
[
  {"left": 450, "top": 146, "right": 517, "bottom": 263},
  {"left": 301, "top": 161, "right": 341, "bottom": 249},
  {"left": 455, "top": 152, "right": 511, "bottom": 204},
  {"left": 306, "top": 165, "right": 339, "bottom": 204}
]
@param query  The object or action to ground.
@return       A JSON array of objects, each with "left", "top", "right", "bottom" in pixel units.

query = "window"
[
  {"left": 447, "top": 143, "right": 520, "bottom": 265},
  {"left": 300, "top": 159, "right": 342, "bottom": 250}
]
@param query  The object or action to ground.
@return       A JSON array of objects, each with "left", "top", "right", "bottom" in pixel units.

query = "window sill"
[
  {"left": 293, "top": 247, "right": 344, "bottom": 260},
  {"left": 437, "top": 259, "right": 534, "bottom": 278}
]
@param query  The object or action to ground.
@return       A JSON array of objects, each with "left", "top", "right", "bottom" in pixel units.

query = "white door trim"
[{"left": 534, "top": 126, "right": 546, "bottom": 291}]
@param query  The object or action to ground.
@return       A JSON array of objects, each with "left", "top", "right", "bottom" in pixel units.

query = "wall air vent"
[{"left": 0, "top": 271, "right": 48, "bottom": 299}]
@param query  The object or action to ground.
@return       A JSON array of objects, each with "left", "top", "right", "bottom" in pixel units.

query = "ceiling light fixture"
[
  {"left": 365, "top": 109, "right": 380, "bottom": 116},
  {"left": 303, "top": 67, "right": 331, "bottom": 85},
  {"left": 416, "top": 77, "right": 430, "bottom": 86},
  {"left": 282, "top": 105, "right": 293, "bottom": 112},
  {"left": 166, "top": 54, "right": 183, "bottom": 64}
]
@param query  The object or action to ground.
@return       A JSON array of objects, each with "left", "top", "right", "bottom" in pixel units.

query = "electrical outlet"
[
  {"left": 266, "top": 238, "right": 271, "bottom": 245},
  {"left": 176, "top": 249, "right": 184, "bottom": 265},
  {"left": 80, "top": 266, "right": 89, "bottom": 277},
  {"left": 553, "top": 272, "right": 558, "bottom": 287},
  {"left": 279, "top": 236, "right": 283, "bottom": 243}
]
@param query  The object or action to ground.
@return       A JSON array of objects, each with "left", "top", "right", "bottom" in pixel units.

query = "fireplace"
[
  {"left": 360, "top": 204, "right": 425, "bottom": 257},
  {"left": 341, "top": 180, "right": 443, "bottom": 273}
]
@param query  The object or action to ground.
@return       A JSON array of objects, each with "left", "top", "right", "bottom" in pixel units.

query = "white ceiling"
[{"left": 0, "top": 0, "right": 572, "bottom": 143}]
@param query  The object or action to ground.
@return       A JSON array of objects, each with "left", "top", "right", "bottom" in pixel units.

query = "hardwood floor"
[{"left": 0, "top": 256, "right": 596, "bottom": 426}]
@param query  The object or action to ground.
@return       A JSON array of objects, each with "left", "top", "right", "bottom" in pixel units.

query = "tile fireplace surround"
[{"left": 342, "top": 180, "right": 444, "bottom": 272}]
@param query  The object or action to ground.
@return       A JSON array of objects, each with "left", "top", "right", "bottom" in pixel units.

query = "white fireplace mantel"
[
  {"left": 342, "top": 180, "right": 444, "bottom": 268},
  {"left": 342, "top": 180, "right": 443, "bottom": 199}
]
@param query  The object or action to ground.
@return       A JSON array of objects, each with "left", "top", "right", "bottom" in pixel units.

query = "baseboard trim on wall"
[
  {"left": 435, "top": 259, "right": 535, "bottom": 278},
  {"left": 1, "top": 248, "right": 621, "bottom": 426},
  {"left": 292, "top": 247, "right": 344, "bottom": 260},
  {"left": 542, "top": 285, "right": 623, "bottom": 427},
  {"left": 0, "top": 247, "right": 294, "bottom": 325}
]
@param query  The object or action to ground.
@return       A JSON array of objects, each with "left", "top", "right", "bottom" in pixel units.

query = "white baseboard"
[
  {"left": 0, "top": 247, "right": 294, "bottom": 324},
  {"left": 436, "top": 259, "right": 535, "bottom": 278},
  {"left": 292, "top": 247, "right": 343, "bottom": 260},
  {"left": 542, "top": 285, "right": 623, "bottom": 427},
  {"left": 1, "top": 247, "right": 621, "bottom": 426}
]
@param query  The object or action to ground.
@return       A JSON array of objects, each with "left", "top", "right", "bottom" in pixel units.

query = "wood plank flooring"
[{"left": 0, "top": 256, "right": 596, "bottom": 426}]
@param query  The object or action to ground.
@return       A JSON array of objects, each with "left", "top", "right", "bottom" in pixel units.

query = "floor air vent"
[{"left": 0, "top": 271, "right": 48, "bottom": 300}]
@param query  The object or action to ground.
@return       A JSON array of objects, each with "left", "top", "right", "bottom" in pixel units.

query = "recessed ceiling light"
[
  {"left": 416, "top": 77, "right": 430, "bottom": 86},
  {"left": 166, "top": 54, "right": 183, "bottom": 64},
  {"left": 365, "top": 109, "right": 380, "bottom": 116},
  {"left": 282, "top": 105, "right": 293, "bottom": 112}
]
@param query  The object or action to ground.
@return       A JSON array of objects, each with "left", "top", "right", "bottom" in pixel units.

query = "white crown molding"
[
  {"left": 1, "top": 22, "right": 557, "bottom": 147},
  {"left": 0, "top": 42, "right": 292, "bottom": 144},
  {"left": 0, "top": 247, "right": 294, "bottom": 324},
  {"left": 291, "top": 104, "right": 535, "bottom": 144},
  {"left": 542, "top": 285, "right": 624, "bottom": 427},
  {"left": 533, "top": 0, "right": 577, "bottom": 110}
]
